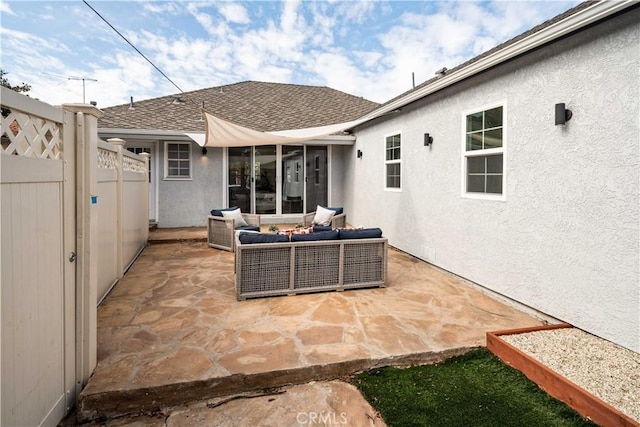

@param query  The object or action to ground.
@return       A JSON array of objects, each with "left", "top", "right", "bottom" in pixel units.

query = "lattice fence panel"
[
  {"left": 1, "top": 109, "right": 61, "bottom": 159},
  {"left": 97, "top": 147, "right": 118, "bottom": 169},
  {"left": 123, "top": 155, "right": 146, "bottom": 173}
]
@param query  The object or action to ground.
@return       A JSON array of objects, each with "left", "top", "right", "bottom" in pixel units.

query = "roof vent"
[
  {"left": 435, "top": 67, "right": 448, "bottom": 77},
  {"left": 172, "top": 96, "right": 185, "bottom": 105},
  {"left": 128, "top": 96, "right": 134, "bottom": 110}
]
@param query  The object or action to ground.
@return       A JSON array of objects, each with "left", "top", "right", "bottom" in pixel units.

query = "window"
[
  {"left": 464, "top": 106, "right": 504, "bottom": 197},
  {"left": 385, "top": 133, "right": 401, "bottom": 190},
  {"left": 165, "top": 142, "right": 191, "bottom": 179}
]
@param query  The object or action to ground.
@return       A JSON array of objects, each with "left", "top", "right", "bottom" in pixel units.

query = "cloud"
[
  {"left": 0, "top": 1, "right": 14, "bottom": 15},
  {"left": 217, "top": 2, "right": 250, "bottom": 25},
  {"left": 0, "top": 0, "right": 581, "bottom": 107}
]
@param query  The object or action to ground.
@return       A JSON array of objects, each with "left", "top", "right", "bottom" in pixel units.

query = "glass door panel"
[
  {"left": 254, "top": 145, "right": 277, "bottom": 214},
  {"left": 228, "top": 147, "right": 251, "bottom": 212},
  {"left": 305, "top": 146, "right": 328, "bottom": 212},
  {"left": 281, "top": 146, "right": 304, "bottom": 214}
]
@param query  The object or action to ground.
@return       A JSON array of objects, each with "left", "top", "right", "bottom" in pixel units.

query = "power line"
[{"left": 82, "top": 0, "right": 185, "bottom": 95}]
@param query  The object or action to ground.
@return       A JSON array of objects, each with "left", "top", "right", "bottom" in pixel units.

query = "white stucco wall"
[
  {"left": 159, "top": 143, "right": 225, "bottom": 227},
  {"left": 348, "top": 10, "right": 639, "bottom": 352}
]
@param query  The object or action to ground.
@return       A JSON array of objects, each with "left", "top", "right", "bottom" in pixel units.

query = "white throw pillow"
[
  {"left": 312, "top": 205, "right": 335, "bottom": 226},
  {"left": 222, "top": 208, "right": 248, "bottom": 227}
]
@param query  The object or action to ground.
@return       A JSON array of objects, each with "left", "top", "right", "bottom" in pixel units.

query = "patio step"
[{"left": 76, "top": 347, "right": 473, "bottom": 422}]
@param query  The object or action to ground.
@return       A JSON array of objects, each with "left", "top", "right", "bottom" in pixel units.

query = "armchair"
[
  {"left": 302, "top": 206, "right": 347, "bottom": 230},
  {"left": 208, "top": 209, "right": 260, "bottom": 251}
]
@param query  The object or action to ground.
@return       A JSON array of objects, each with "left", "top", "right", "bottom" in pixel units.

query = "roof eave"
[
  {"left": 357, "top": 0, "right": 635, "bottom": 126},
  {"left": 98, "top": 128, "right": 196, "bottom": 141}
]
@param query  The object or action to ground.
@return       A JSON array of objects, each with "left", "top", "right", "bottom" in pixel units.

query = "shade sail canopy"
[{"left": 201, "top": 111, "right": 362, "bottom": 147}]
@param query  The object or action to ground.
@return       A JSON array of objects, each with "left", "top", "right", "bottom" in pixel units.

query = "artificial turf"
[{"left": 352, "top": 348, "right": 597, "bottom": 427}]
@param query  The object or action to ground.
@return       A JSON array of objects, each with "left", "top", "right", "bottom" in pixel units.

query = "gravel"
[{"left": 501, "top": 328, "right": 640, "bottom": 423}]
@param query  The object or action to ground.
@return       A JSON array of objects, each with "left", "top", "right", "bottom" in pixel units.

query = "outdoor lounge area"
[{"left": 76, "top": 227, "right": 545, "bottom": 421}]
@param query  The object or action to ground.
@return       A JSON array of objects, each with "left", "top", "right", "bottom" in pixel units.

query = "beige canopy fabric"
[{"left": 201, "top": 111, "right": 362, "bottom": 147}]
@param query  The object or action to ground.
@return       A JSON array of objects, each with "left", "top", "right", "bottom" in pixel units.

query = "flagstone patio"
[{"left": 77, "top": 228, "right": 545, "bottom": 421}]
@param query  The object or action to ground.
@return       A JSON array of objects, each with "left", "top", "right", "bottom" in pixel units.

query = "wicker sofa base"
[{"left": 235, "top": 237, "right": 388, "bottom": 300}]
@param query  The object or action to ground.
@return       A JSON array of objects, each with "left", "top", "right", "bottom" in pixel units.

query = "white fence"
[
  {"left": 0, "top": 87, "right": 148, "bottom": 426},
  {"left": 96, "top": 139, "right": 148, "bottom": 303}
]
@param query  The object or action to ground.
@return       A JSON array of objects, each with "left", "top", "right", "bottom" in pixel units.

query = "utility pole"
[{"left": 68, "top": 76, "right": 97, "bottom": 103}]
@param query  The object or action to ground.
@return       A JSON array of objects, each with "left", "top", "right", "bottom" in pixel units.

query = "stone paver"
[
  {"left": 74, "top": 381, "right": 385, "bottom": 427},
  {"left": 77, "top": 230, "right": 544, "bottom": 421}
]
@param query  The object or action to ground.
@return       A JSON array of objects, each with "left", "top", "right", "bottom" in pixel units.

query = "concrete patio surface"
[{"left": 76, "top": 228, "right": 545, "bottom": 422}]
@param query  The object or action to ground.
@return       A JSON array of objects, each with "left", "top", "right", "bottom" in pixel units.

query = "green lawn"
[{"left": 352, "top": 348, "right": 596, "bottom": 427}]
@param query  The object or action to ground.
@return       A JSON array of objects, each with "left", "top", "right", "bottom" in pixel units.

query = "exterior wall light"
[
  {"left": 555, "top": 103, "right": 573, "bottom": 125},
  {"left": 357, "top": 149, "right": 363, "bottom": 159},
  {"left": 424, "top": 133, "right": 433, "bottom": 146},
  {"left": 202, "top": 146, "right": 208, "bottom": 156}
]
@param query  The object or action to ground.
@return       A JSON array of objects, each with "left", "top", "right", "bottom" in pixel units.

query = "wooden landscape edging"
[{"left": 486, "top": 323, "right": 639, "bottom": 427}]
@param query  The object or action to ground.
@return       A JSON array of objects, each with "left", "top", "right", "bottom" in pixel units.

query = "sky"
[{"left": 0, "top": 0, "right": 580, "bottom": 108}]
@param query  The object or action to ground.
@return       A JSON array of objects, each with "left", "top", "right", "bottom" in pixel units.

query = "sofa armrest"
[
  {"left": 331, "top": 213, "right": 347, "bottom": 228},
  {"left": 302, "top": 212, "right": 315, "bottom": 226},
  {"left": 242, "top": 213, "right": 261, "bottom": 227},
  {"left": 303, "top": 211, "right": 347, "bottom": 228},
  {"left": 208, "top": 214, "right": 234, "bottom": 228}
]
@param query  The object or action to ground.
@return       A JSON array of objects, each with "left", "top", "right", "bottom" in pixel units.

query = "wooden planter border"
[{"left": 486, "top": 323, "right": 639, "bottom": 427}]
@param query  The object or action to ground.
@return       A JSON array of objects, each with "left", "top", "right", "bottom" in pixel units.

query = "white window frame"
[
  {"left": 164, "top": 141, "right": 193, "bottom": 180},
  {"left": 461, "top": 102, "right": 507, "bottom": 201},
  {"left": 384, "top": 131, "right": 402, "bottom": 191}
]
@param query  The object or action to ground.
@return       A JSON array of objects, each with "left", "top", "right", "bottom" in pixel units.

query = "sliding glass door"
[
  {"left": 254, "top": 145, "right": 277, "bottom": 214},
  {"left": 228, "top": 145, "right": 328, "bottom": 214},
  {"left": 306, "top": 146, "right": 328, "bottom": 210},
  {"left": 228, "top": 147, "right": 251, "bottom": 212},
  {"left": 282, "top": 146, "right": 304, "bottom": 213}
]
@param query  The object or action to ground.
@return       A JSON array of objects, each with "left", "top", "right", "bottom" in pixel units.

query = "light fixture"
[
  {"left": 435, "top": 67, "right": 448, "bottom": 76},
  {"left": 201, "top": 146, "right": 208, "bottom": 156},
  {"left": 424, "top": 133, "right": 433, "bottom": 146},
  {"left": 555, "top": 103, "right": 573, "bottom": 125},
  {"left": 357, "top": 149, "right": 363, "bottom": 159}
]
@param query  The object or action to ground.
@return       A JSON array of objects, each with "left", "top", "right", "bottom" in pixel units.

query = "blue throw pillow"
[
  {"left": 238, "top": 232, "right": 289, "bottom": 244},
  {"left": 327, "top": 207, "right": 344, "bottom": 215},
  {"left": 339, "top": 228, "right": 383, "bottom": 240},
  {"left": 312, "top": 225, "right": 333, "bottom": 233},
  {"left": 291, "top": 230, "right": 339, "bottom": 242},
  {"left": 210, "top": 206, "right": 238, "bottom": 217}
]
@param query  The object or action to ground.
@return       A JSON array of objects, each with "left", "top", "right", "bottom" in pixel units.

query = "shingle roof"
[{"left": 98, "top": 81, "right": 379, "bottom": 132}]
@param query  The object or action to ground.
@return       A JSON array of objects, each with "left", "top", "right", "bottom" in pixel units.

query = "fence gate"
[{"left": 1, "top": 88, "right": 77, "bottom": 426}]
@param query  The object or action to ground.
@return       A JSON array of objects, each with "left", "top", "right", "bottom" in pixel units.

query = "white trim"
[
  {"left": 384, "top": 131, "right": 402, "bottom": 191},
  {"left": 327, "top": 144, "right": 333, "bottom": 207},
  {"left": 461, "top": 101, "right": 507, "bottom": 201},
  {"left": 164, "top": 141, "right": 193, "bottom": 179}
]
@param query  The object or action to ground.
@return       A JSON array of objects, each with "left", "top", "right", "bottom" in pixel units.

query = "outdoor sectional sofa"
[{"left": 235, "top": 228, "right": 388, "bottom": 300}]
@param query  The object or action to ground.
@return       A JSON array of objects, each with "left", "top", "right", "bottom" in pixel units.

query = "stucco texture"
[
  {"left": 347, "top": 10, "right": 639, "bottom": 352},
  {"left": 159, "top": 144, "right": 224, "bottom": 227}
]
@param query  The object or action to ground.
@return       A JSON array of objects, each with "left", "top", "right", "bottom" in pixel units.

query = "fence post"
[
  {"left": 140, "top": 152, "right": 150, "bottom": 243},
  {"left": 107, "top": 138, "right": 125, "bottom": 279},
  {"left": 62, "top": 103, "right": 102, "bottom": 388}
]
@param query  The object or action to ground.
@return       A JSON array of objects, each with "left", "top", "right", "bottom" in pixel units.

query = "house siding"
[
  {"left": 349, "top": 9, "right": 639, "bottom": 352},
  {"left": 158, "top": 142, "right": 225, "bottom": 227}
]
